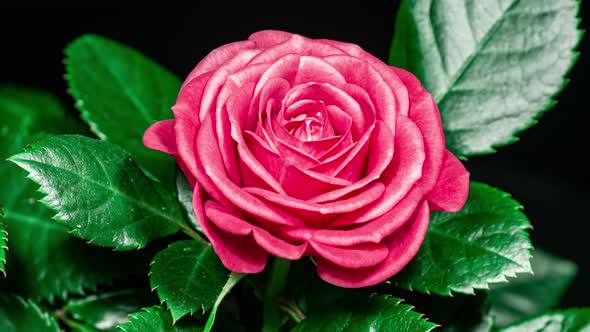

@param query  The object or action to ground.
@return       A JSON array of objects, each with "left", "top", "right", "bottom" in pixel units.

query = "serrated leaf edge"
[
  {"left": 472, "top": 1, "right": 585, "bottom": 157},
  {"left": 395, "top": 183, "right": 534, "bottom": 296},
  {"left": 149, "top": 241, "right": 210, "bottom": 323},
  {"left": 117, "top": 305, "right": 168, "bottom": 332},
  {"left": 7, "top": 135, "right": 189, "bottom": 251},
  {"left": 374, "top": 295, "right": 439, "bottom": 331}
]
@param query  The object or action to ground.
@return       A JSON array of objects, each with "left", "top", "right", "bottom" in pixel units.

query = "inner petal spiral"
[{"left": 283, "top": 100, "right": 328, "bottom": 141}]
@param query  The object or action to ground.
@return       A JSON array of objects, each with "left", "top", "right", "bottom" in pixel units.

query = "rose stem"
[
  {"left": 172, "top": 220, "right": 208, "bottom": 243},
  {"left": 262, "top": 258, "right": 292, "bottom": 331}
]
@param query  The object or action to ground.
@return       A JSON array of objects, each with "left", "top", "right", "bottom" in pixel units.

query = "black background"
[{"left": 1, "top": 1, "right": 588, "bottom": 306}]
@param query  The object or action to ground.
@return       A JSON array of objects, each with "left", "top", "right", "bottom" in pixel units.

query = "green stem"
[
  {"left": 266, "top": 258, "right": 291, "bottom": 299},
  {"left": 278, "top": 300, "right": 306, "bottom": 323},
  {"left": 176, "top": 220, "right": 208, "bottom": 243},
  {"left": 261, "top": 258, "right": 291, "bottom": 332},
  {"left": 55, "top": 308, "right": 98, "bottom": 331},
  {"left": 204, "top": 272, "right": 245, "bottom": 332}
]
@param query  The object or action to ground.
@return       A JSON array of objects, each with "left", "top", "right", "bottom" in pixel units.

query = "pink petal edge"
[
  {"left": 143, "top": 119, "right": 177, "bottom": 154},
  {"left": 427, "top": 150, "right": 470, "bottom": 212}
]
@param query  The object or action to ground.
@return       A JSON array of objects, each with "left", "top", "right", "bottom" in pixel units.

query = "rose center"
[{"left": 282, "top": 100, "right": 329, "bottom": 142}]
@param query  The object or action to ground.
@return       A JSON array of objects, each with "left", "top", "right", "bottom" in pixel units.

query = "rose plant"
[{"left": 0, "top": 0, "right": 586, "bottom": 331}]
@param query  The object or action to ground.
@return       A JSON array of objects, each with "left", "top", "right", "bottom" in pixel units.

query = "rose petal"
[
  {"left": 184, "top": 41, "right": 257, "bottom": 86},
  {"left": 237, "top": 131, "right": 286, "bottom": 194},
  {"left": 174, "top": 74, "right": 234, "bottom": 208},
  {"left": 143, "top": 119, "right": 177, "bottom": 154},
  {"left": 197, "top": 114, "right": 303, "bottom": 227},
  {"left": 283, "top": 187, "right": 423, "bottom": 246},
  {"left": 321, "top": 40, "right": 410, "bottom": 116},
  {"left": 328, "top": 115, "right": 424, "bottom": 223},
  {"left": 293, "top": 56, "right": 346, "bottom": 86},
  {"left": 204, "top": 200, "right": 307, "bottom": 260},
  {"left": 323, "top": 55, "right": 397, "bottom": 133},
  {"left": 247, "top": 34, "right": 346, "bottom": 65},
  {"left": 249, "top": 30, "right": 294, "bottom": 48},
  {"left": 309, "top": 121, "right": 371, "bottom": 183},
  {"left": 339, "top": 83, "right": 376, "bottom": 136},
  {"left": 199, "top": 49, "right": 260, "bottom": 122},
  {"left": 309, "top": 121, "right": 392, "bottom": 203},
  {"left": 193, "top": 184, "right": 268, "bottom": 273},
  {"left": 393, "top": 68, "right": 446, "bottom": 194},
  {"left": 244, "top": 182, "right": 384, "bottom": 226},
  {"left": 315, "top": 202, "right": 429, "bottom": 288},
  {"left": 216, "top": 63, "right": 276, "bottom": 185},
  {"left": 248, "top": 74, "right": 293, "bottom": 131},
  {"left": 325, "top": 105, "right": 352, "bottom": 137},
  {"left": 243, "top": 130, "right": 350, "bottom": 199},
  {"left": 143, "top": 119, "right": 196, "bottom": 188},
  {"left": 427, "top": 150, "right": 470, "bottom": 212},
  {"left": 269, "top": 115, "right": 341, "bottom": 162},
  {"left": 310, "top": 241, "right": 389, "bottom": 269}
]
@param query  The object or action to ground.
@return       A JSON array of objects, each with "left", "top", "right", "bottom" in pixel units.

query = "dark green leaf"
[
  {"left": 64, "top": 290, "right": 154, "bottom": 331},
  {"left": 0, "top": 85, "right": 82, "bottom": 134},
  {"left": 489, "top": 249, "right": 578, "bottom": 327},
  {"left": 394, "top": 182, "right": 532, "bottom": 295},
  {"left": 118, "top": 306, "right": 202, "bottom": 332},
  {"left": 292, "top": 295, "right": 437, "bottom": 332},
  {"left": 4, "top": 211, "right": 147, "bottom": 302},
  {"left": 65, "top": 34, "right": 181, "bottom": 184},
  {"left": 0, "top": 293, "right": 60, "bottom": 332},
  {"left": 150, "top": 240, "right": 230, "bottom": 321},
  {"left": 498, "top": 309, "right": 590, "bottom": 332},
  {"left": 9, "top": 135, "right": 184, "bottom": 250},
  {"left": 390, "top": 0, "right": 582, "bottom": 156},
  {"left": 1, "top": 89, "right": 143, "bottom": 301}
]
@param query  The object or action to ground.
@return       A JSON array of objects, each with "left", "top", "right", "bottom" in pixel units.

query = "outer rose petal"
[
  {"left": 183, "top": 40, "right": 257, "bottom": 85},
  {"left": 143, "top": 119, "right": 177, "bottom": 154},
  {"left": 427, "top": 150, "right": 470, "bottom": 212},
  {"left": 193, "top": 184, "right": 268, "bottom": 273},
  {"left": 393, "top": 67, "right": 446, "bottom": 195},
  {"left": 204, "top": 200, "right": 307, "bottom": 260},
  {"left": 249, "top": 30, "right": 294, "bottom": 47},
  {"left": 316, "top": 202, "right": 430, "bottom": 288},
  {"left": 143, "top": 119, "right": 196, "bottom": 187}
]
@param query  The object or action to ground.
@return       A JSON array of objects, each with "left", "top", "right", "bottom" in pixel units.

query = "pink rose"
[{"left": 144, "top": 30, "right": 469, "bottom": 288}]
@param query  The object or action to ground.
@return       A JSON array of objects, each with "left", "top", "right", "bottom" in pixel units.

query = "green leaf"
[
  {"left": 9, "top": 135, "right": 184, "bottom": 250},
  {"left": 4, "top": 211, "right": 147, "bottom": 302},
  {"left": 150, "top": 240, "right": 230, "bottom": 321},
  {"left": 0, "top": 293, "right": 60, "bottom": 332},
  {"left": 64, "top": 290, "right": 154, "bottom": 331},
  {"left": 498, "top": 309, "right": 590, "bottom": 332},
  {"left": 390, "top": 0, "right": 582, "bottom": 156},
  {"left": 393, "top": 182, "right": 532, "bottom": 295},
  {"left": 118, "top": 306, "right": 202, "bottom": 332},
  {"left": 0, "top": 85, "right": 82, "bottom": 134},
  {"left": 488, "top": 249, "right": 578, "bottom": 327},
  {"left": 0, "top": 213, "right": 7, "bottom": 275},
  {"left": 292, "top": 295, "right": 437, "bottom": 332},
  {"left": 65, "top": 34, "right": 181, "bottom": 184},
  {"left": 1, "top": 89, "right": 144, "bottom": 301}
]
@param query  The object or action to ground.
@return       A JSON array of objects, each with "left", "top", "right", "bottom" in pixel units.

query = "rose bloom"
[{"left": 144, "top": 30, "right": 469, "bottom": 288}]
